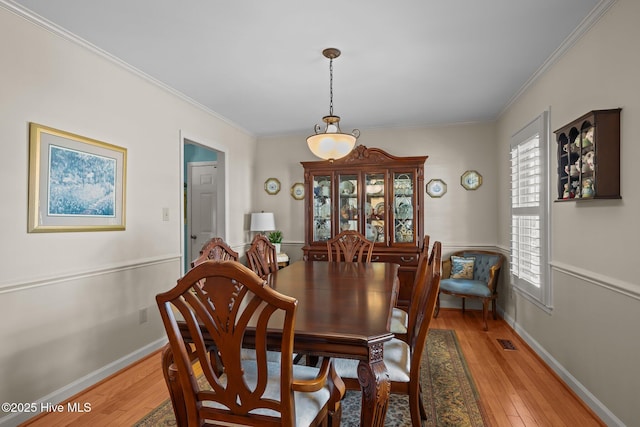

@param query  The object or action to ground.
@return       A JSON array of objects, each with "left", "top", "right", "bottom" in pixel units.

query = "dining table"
[
  {"left": 264, "top": 260, "right": 400, "bottom": 427},
  {"left": 169, "top": 260, "right": 400, "bottom": 427}
]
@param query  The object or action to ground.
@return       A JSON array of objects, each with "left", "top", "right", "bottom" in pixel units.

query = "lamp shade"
[
  {"left": 307, "top": 130, "right": 357, "bottom": 160},
  {"left": 250, "top": 212, "right": 276, "bottom": 232}
]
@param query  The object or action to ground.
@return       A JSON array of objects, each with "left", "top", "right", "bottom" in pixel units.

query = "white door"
[{"left": 188, "top": 162, "right": 217, "bottom": 264}]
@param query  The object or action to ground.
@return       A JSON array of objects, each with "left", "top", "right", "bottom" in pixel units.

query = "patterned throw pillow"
[{"left": 450, "top": 256, "right": 475, "bottom": 279}]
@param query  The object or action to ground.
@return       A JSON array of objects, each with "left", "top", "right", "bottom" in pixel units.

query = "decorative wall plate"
[
  {"left": 426, "top": 179, "right": 447, "bottom": 197},
  {"left": 460, "top": 170, "right": 482, "bottom": 190},
  {"left": 291, "top": 182, "right": 305, "bottom": 200},
  {"left": 264, "top": 177, "right": 281, "bottom": 195}
]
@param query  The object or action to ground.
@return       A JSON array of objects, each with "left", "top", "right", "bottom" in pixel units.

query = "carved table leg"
[{"left": 357, "top": 342, "right": 390, "bottom": 427}]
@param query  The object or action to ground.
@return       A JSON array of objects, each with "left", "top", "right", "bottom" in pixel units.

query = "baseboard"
[
  {"left": 0, "top": 338, "right": 167, "bottom": 427},
  {"left": 500, "top": 309, "right": 624, "bottom": 427}
]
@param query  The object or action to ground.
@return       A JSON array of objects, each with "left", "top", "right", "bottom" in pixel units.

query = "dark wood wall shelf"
[{"left": 554, "top": 109, "right": 621, "bottom": 201}]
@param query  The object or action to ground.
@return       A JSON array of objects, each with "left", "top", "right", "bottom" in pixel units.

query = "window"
[{"left": 510, "top": 111, "right": 551, "bottom": 308}]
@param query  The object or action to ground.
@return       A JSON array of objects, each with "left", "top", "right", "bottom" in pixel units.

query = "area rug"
[{"left": 134, "top": 329, "right": 487, "bottom": 426}]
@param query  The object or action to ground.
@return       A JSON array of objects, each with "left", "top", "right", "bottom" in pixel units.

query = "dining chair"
[
  {"left": 434, "top": 249, "right": 505, "bottom": 330},
  {"left": 333, "top": 241, "right": 442, "bottom": 427},
  {"left": 246, "top": 234, "right": 279, "bottom": 278},
  {"left": 390, "top": 235, "right": 430, "bottom": 344},
  {"left": 326, "top": 230, "right": 374, "bottom": 263},
  {"left": 190, "top": 237, "right": 238, "bottom": 268},
  {"left": 156, "top": 260, "right": 345, "bottom": 427}
]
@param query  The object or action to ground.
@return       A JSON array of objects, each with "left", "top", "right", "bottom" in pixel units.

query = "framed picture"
[
  {"left": 264, "top": 177, "right": 281, "bottom": 195},
  {"left": 426, "top": 179, "right": 447, "bottom": 198},
  {"left": 461, "top": 170, "right": 483, "bottom": 190},
  {"left": 291, "top": 182, "right": 305, "bottom": 200},
  {"left": 28, "top": 123, "right": 127, "bottom": 232}
]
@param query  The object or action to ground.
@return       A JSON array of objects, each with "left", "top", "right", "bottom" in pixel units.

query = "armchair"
[{"left": 434, "top": 250, "right": 504, "bottom": 330}]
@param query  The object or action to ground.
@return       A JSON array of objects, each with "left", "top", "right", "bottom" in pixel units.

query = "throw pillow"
[{"left": 450, "top": 256, "right": 475, "bottom": 279}]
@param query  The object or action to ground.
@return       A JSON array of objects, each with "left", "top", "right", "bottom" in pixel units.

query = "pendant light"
[{"left": 306, "top": 48, "right": 360, "bottom": 161}]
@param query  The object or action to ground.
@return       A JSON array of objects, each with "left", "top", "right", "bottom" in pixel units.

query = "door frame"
[{"left": 180, "top": 130, "right": 228, "bottom": 276}]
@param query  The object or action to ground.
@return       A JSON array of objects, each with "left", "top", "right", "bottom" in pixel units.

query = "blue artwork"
[{"left": 48, "top": 145, "right": 116, "bottom": 217}]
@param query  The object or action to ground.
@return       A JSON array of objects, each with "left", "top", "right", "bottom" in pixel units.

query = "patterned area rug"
[{"left": 134, "top": 329, "right": 487, "bottom": 426}]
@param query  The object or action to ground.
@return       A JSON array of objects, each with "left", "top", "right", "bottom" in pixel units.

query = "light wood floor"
[{"left": 21, "top": 309, "right": 604, "bottom": 427}]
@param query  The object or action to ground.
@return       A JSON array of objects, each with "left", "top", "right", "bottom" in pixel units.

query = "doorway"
[{"left": 181, "top": 133, "right": 227, "bottom": 274}]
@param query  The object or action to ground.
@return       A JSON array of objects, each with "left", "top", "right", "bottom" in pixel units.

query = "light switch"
[{"left": 162, "top": 207, "right": 170, "bottom": 221}]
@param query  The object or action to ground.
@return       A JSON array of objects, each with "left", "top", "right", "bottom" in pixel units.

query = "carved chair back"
[
  {"left": 246, "top": 234, "right": 279, "bottom": 278},
  {"left": 191, "top": 237, "right": 238, "bottom": 268},
  {"left": 326, "top": 230, "right": 374, "bottom": 263}
]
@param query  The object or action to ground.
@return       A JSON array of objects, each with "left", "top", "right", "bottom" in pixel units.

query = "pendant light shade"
[{"left": 307, "top": 48, "right": 359, "bottom": 161}]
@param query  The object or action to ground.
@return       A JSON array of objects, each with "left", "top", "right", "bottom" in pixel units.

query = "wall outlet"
[
  {"left": 139, "top": 307, "right": 148, "bottom": 324},
  {"left": 162, "top": 207, "right": 170, "bottom": 221}
]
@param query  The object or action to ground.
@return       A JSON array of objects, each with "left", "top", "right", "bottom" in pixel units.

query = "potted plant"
[{"left": 268, "top": 230, "right": 283, "bottom": 254}]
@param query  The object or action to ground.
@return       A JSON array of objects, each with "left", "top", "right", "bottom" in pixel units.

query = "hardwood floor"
[{"left": 21, "top": 309, "right": 604, "bottom": 427}]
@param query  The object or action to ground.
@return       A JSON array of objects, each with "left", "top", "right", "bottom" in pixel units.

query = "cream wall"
[
  {"left": 496, "top": 0, "right": 639, "bottom": 425},
  {"left": 255, "top": 122, "right": 499, "bottom": 261},
  {"left": 0, "top": 6, "right": 256, "bottom": 425}
]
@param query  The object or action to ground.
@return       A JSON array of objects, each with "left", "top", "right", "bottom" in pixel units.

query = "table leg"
[{"left": 357, "top": 343, "right": 390, "bottom": 427}]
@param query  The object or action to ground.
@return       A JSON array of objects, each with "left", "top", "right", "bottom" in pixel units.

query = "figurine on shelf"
[
  {"left": 582, "top": 178, "right": 595, "bottom": 198},
  {"left": 582, "top": 128, "right": 594, "bottom": 147},
  {"left": 584, "top": 150, "right": 595, "bottom": 171},
  {"left": 564, "top": 164, "right": 579, "bottom": 176},
  {"left": 562, "top": 183, "right": 575, "bottom": 199}
]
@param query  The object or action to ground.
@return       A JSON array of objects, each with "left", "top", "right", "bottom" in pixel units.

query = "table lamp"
[{"left": 250, "top": 212, "right": 275, "bottom": 235}]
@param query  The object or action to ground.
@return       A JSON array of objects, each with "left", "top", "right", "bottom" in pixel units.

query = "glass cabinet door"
[
  {"left": 365, "top": 173, "right": 385, "bottom": 243},
  {"left": 312, "top": 175, "right": 332, "bottom": 242},
  {"left": 338, "top": 174, "right": 358, "bottom": 233},
  {"left": 393, "top": 172, "right": 415, "bottom": 244}
]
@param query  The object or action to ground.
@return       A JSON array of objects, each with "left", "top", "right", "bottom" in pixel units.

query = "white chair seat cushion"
[
  {"left": 390, "top": 307, "right": 408, "bottom": 334},
  {"left": 333, "top": 338, "right": 410, "bottom": 383},
  {"left": 209, "top": 360, "right": 330, "bottom": 426}
]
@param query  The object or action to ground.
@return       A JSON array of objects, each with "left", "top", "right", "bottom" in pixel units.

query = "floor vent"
[{"left": 497, "top": 339, "right": 517, "bottom": 350}]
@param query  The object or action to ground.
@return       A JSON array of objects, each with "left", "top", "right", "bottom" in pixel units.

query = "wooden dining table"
[
  {"left": 264, "top": 260, "right": 400, "bottom": 427},
  {"left": 169, "top": 260, "right": 400, "bottom": 427}
]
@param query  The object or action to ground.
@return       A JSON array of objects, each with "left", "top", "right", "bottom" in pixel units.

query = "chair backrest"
[
  {"left": 246, "top": 234, "right": 279, "bottom": 278},
  {"left": 409, "top": 241, "right": 442, "bottom": 367},
  {"left": 156, "top": 260, "right": 299, "bottom": 426},
  {"left": 326, "top": 230, "right": 374, "bottom": 262},
  {"left": 450, "top": 250, "right": 504, "bottom": 292},
  {"left": 405, "top": 235, "right": 430, "bottom": 337},
  {"left": 191, "top": 237, "right": 238, "bottom": 268}
]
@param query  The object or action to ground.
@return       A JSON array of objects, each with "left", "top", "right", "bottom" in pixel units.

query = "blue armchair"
[{"left": 434, "top": 250, "right": 504, "bottom": 330}]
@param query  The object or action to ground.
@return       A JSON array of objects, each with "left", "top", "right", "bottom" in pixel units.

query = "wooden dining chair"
[
  {"left": 326, "top": 230, "right": 374, "bottom": 263},
  {"left": 333, "top": 241, "right": 442, "bottom": 427},
  {"left": 246, "top": 234, "right": 279, "bottom": 278},
  {"left": 190, "top": 237, "right": 238, "bottom": 268},
  {"left": 156, "top": 260, "right": 345, "bottom": 427},
  {"left": 390, "top": 235, "right": 430, "bottom": 344}
]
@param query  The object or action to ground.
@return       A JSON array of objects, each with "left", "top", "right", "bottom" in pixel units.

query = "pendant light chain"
[{"left": 328, "top": 56, "right": 334, "bottom": 116}]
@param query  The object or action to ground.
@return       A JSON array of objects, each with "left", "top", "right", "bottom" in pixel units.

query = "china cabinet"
[
  {"left": 301, "top": 145, "right": 428, "bottom": 309},
  {"left": 554, "top": 109, "right": 621, "bottom": 201}
]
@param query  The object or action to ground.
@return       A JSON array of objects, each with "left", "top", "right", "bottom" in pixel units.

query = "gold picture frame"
[
  {"left": 460, "top": 170, "right": 482, "bottom": 191},
  {"left": 264, "top": 177, "right": 281, "bottom": 195},
  {"left": 28, "top": 123, "right": 127, "bottom": 232},
  {"left": 291, "top": 182, "right": 305, "bottom": 200}
]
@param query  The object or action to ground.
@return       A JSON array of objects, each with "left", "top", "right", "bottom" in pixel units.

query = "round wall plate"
[
  {"left": 291, "top": 182, "right": 305, "bottom": 200},
  {"left": 426, "top": 179, "right": 447, "bottom": 198},
  {"left": 461, "top": 170, "right": 482, "bottom": 190},
  {"left": 264, "top": 177, "right": 281, "bottom": 195}
]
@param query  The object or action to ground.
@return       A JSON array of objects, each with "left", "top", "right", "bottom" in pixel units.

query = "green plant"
[{"left": 268, "top": 230, "right": 282, "bottom": 244}]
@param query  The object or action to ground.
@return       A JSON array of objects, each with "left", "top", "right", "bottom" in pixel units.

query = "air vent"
[{"left": 497, "top": 339, "right": 517, "bottom": 350}]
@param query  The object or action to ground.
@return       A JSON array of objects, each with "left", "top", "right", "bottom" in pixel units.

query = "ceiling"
[{"left": 8, "top": 0, "right": 603, "bottom": 137}]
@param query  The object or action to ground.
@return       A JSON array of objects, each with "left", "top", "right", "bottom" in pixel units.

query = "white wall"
[
  {"left": 0, "top": 6, "right": 255, "bottom": 425},
  {"left": 496, "top": 0, "right": 639, "bottom": 424},
  {"left": 255, "top": 122, "right": 499, "bottom": 260}
]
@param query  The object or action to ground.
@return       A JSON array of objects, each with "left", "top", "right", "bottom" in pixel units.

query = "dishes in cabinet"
[
  {"left": 374, "top": 202, "right": 385, "bottom": 218},
  {"left": 396, "top": 202, "right": 412, "bottom": 220},
  {"left": 340, "top": 180, "right": 355, "bottom": 195},
  {"left": 364, "top": 202, "right": 373, "bottom": 219},
  {"left": 365, "top": 223, "right": 378, "bottom": 241}
]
